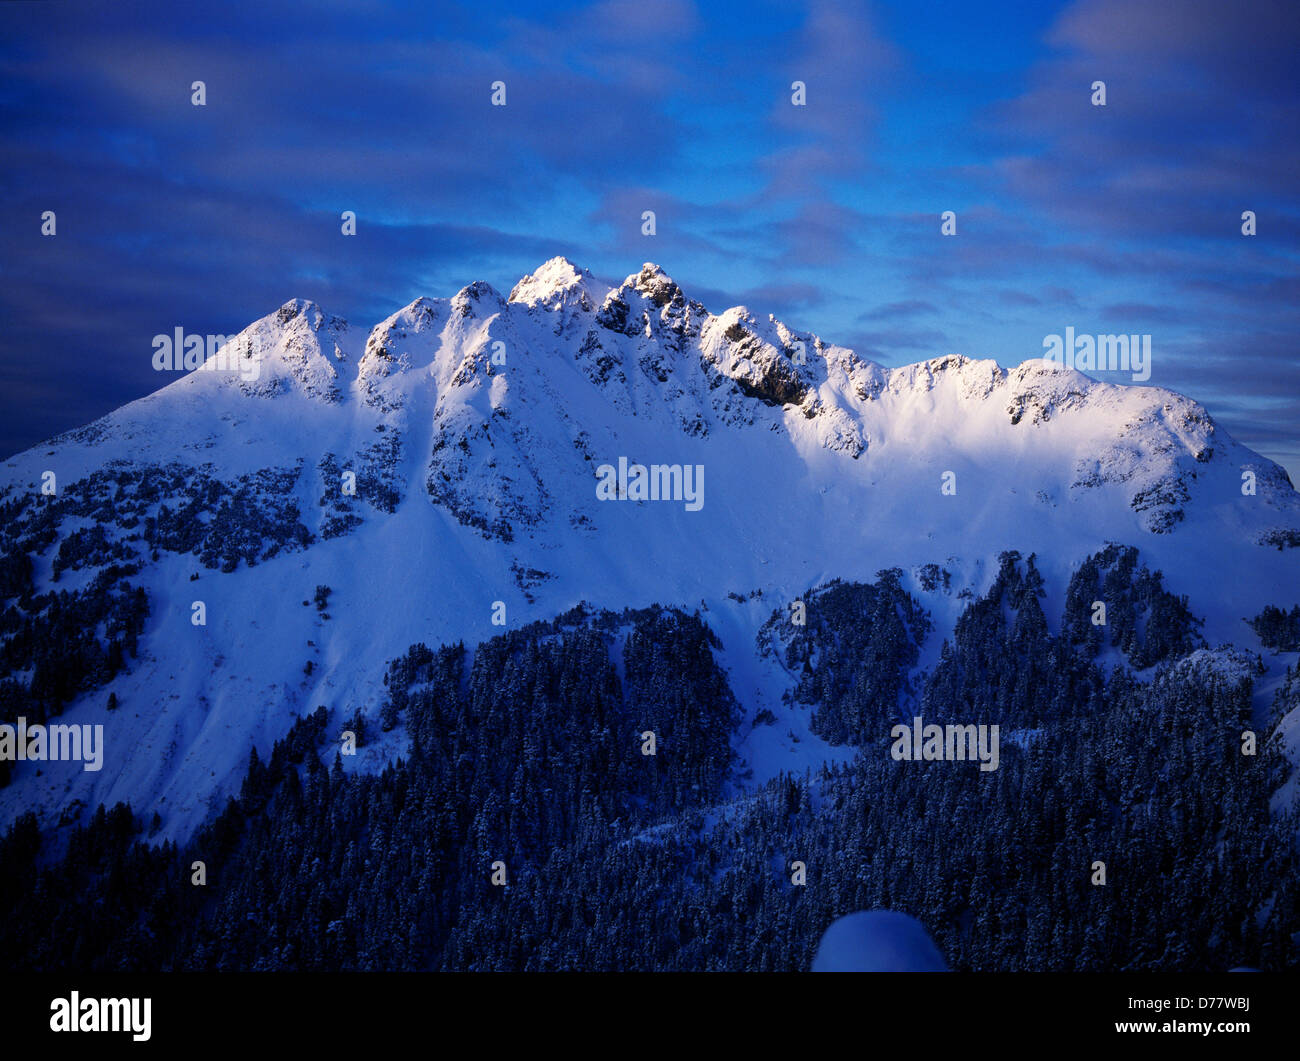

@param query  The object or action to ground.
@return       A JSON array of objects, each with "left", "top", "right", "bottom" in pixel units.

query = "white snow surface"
[{"left": 812, "top": 910, "right": 948, "bottom": 972}]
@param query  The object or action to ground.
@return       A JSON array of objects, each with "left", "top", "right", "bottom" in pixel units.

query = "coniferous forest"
[{"left": 1, "top": 547, "right": 1296, "bottom": 971}]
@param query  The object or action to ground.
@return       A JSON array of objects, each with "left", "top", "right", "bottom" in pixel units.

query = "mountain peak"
[
  {"left": 274, "top": 298, "right": 327, "bottom": 327},
  {"left": 508, "top": 256, "right": 605, "bottom": 307},
  {"left": 453, "top": 279, "right": 504, "bottom": 303},
  {"left": 620, "top": 262, "right": 684, "bottom": 309}
]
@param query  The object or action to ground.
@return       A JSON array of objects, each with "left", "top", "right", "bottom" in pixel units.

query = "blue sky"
[{"left": 2, "top": 0, "right": 1297, "bottom": 478}]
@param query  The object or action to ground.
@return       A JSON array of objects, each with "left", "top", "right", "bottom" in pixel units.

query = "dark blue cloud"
[{"left": 0, "top": 0, "right": 1295, "bottom": 482}]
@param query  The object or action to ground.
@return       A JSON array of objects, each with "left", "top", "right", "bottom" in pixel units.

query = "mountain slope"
[{"left": 1, "top": 257, "right": 1297, "bottom": 840}]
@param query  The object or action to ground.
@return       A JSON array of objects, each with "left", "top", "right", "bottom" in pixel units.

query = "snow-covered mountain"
[{"left": 3, "top": 257, "right": 1298, "bottom": 840}]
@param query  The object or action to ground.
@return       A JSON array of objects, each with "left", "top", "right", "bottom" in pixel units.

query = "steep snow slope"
[{"left": 2, "top": 258, "right": 1297, "bottom": 840}]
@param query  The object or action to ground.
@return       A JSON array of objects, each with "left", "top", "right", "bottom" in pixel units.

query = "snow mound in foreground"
[{"left": 812, "top": 910, "right": 947, "bottom": 972}]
